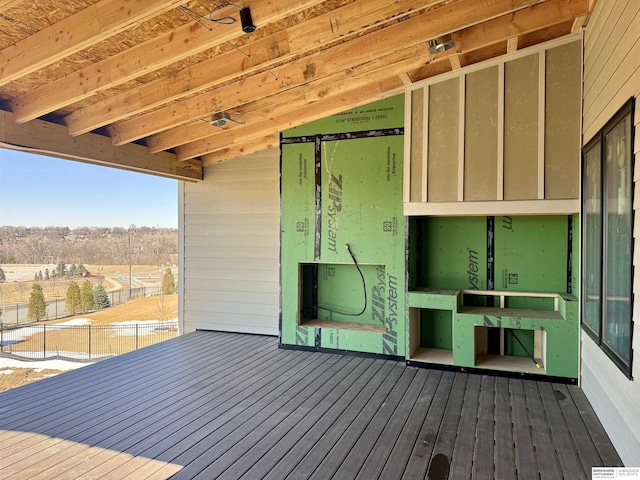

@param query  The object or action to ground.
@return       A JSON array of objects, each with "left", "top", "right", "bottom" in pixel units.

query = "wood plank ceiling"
[{"left": 0, "top": 0, "right": 590, "bottom": 181}]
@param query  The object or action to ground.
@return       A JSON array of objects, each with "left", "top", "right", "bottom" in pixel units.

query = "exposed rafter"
[
  {"left": 61, "top": 0, "right": 447, "bottom": 136},
  {"left": 153, "top": 0, "right": 588, "bottom": 158},
  {"left": 110, "top": 0, "right": 552, "bottom": 147},
  {"left": 11, "top": 0, "right": 324, "bottom": 124},
  {"left": 0, "top": 0, "right": 591, "bottom": 178},
  {"left": 0, "top": 0, "right": 186, "bottom": 87},
  {"left": 0, "top": 109, "right": 201, "bottom": 181}
]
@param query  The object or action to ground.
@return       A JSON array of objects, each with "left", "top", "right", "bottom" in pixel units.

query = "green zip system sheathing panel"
[
  {"left": 281, "top": 96, "right": 405, "bottom": 357},
  {"left": 407, "top": 215, "right": 579, "bottom": 379}
]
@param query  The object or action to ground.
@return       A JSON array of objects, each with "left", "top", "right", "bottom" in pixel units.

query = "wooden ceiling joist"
[
  {"left": 0, "top": 0, "right": 592, "bottom": 177},
  {"left": 109, "top": 0, "right": 550, "bottom": 147},
  {"left": 149, "top": 43, "right": 429, "bottom": 154},
  {"left": 178, "top": 76, "right": 404, "bottom": 161},
  {"left": 11, "top": 0, "right": 324, "bottom": 124},
  {"left": 0, "top": 0, "right": 186, "bottom": 88},
  {"left": 149, "top": 0, "right": 587, "bottom": 157},
  {"left": 201, "top": 134, "right": 280, "bottom": 166},
  {"left": 0, "top": 109, "right": 201, "bottom": 181},
  {"left": 62, "top": 0, "right": 448, "bottom": 137}
]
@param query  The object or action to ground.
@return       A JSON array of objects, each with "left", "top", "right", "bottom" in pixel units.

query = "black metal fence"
[
  {"left": 0, "top": 286, "right": 157, "bottom": 324},
  {"left": 0, "top": 321, "right": 178, "bottom": 361}
]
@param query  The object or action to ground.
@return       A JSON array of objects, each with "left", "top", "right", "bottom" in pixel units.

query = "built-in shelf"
[
  {"left": 298, "top": 319, "right": 386, "bottom": 333},
  {"left": 410, "top": 347, "right": 454, "bottom": 365},
  {"left": 406, "top": 288, "right": 577, "bottom": 378},
  {"left": 475, "top": 353, "right": 545, "bottom": 375}
]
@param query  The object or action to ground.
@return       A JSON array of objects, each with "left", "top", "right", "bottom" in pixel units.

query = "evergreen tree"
[
  {"left": 44, "top": 268, "right": 50, "bottom": 280},
  {"left": 27, "top": 283, "right": 47, "bottom": 321},
  {"left": 38, "top": 271, "right": 43, "bottom": 281},
  {"left": 55, "top": 261, "right": 67, "bottom": 278},
  {"left": 69, "top": 264, "right": 77, "bottom": 277},
  {"left": 162, "top": 268, "right": 176, "bottom": 295},
  {"left": 94, "top": 283, "right": 110, "bottom": 310},
  {"left": 77, "top": 264, "right": 87, "bottom": 277},
  {"left": 34, "top": 272, "right": 39, "bottom": 281},
  {"left": 0, "top": 266, "right": 5, "bottom": 282},
  {"left": 80, "top": 280, "right": 95, "bottom": 312},
  {"left": 65, "top": 281, "right": 81, "bottom": 315}
]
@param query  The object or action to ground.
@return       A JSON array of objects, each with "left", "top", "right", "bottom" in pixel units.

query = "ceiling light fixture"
[
  {"left": 428, "top": 34, "right": 455, "bottom": 54},
  {"left": 210, "top": 112, "right": 233, "bottom": 128},
  {"left": 239, "top": 7, "right": 255, "bottom": 33},
  {"left": 210, "top": 111, "right": 244, "bottom": 128}
]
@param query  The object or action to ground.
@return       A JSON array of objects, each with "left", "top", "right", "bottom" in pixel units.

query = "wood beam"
[
  {"left": 399, "top": 72, "right": 413, "bottom": 85},
  {"left": 454, "top": 0, "right": 587, "bottom": 53},
  {"left": 571, "top": 14, "right": 588, "bottom": 33},
  {"left": 0, "top": 109, "right": 201, "bottom": 181},
  {"left": 507, "top": 36, "right": 519, "bottom": 53},
  {"left": 176, "top": 77, "right": 404, "bottom": 161},
  {"left": 110, "top": 0, "right": 548, "bottom": 147},
  {"left": 148, "top": 0, "right": 585, "bottom": 154},
  {"left": 61, "top": 0, "right": 447, "bottom": 136},
  {"left": 11, "top": 0, "right": 324, "bottom": 124},
  {"left": 202, "top": 134, "right": 280, "bottom": 166},
  {"left": 148, "top": 43, "right": 428, "bottom": 154},
  {"left": 0, "top": 0, "right": 22, "bottom": 12},
  {"left": 0, "top": 0, "right": 186, "bottom": 88},
  {"left": 449, "top": 55, "right": 462, "bottom": 70}
]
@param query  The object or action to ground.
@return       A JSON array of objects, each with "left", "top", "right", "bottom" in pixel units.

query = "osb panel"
[
  {"left": 518, "top": 20, "right": 574, "bottom": 51},
  {"left": 504, "top": 53, "right": 538, "bottom": 200},
  {"left": 464, "top": 65, "right": 498, "bottom": 201},
  {"left": 406, "top": 60, "right": 452, "bottom": 90},
  {"left": 0, "top": 0, "right": 353, "bottom": 113},
  {"left": 458, "top": 42, "right": 507, "bottom": 68}
]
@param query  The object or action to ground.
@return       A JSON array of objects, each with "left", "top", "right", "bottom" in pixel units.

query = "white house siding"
[
  {"left": 179, "top": 148, "right": 280, "bottom": 336},
  {"left": 582, "top": 0, "right": 640, "bottom": 466}
]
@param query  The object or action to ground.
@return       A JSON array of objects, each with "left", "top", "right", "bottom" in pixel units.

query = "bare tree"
[{"left": 15, "top": 281, "right": 27, "bottom": 302}]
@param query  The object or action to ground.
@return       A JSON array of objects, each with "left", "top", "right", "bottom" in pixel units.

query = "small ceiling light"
[
  {"left": 428, "top": 34, "right": 455, "bottom": 54},
  {"left": 240, "top": 7, "right": 255, "bottom": 33},
  {"left": 211, "top": 112, "right": 233, "bottom": 128}
]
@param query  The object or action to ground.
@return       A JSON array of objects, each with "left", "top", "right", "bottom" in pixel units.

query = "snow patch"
[
  {"left": 56, "top": 318, "right": 92, "bottom": 326},
  {"left": 0, "top": 357, "right": 93, "bottom": 372}
]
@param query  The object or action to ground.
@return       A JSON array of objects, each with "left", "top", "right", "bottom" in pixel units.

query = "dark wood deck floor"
[{"left": 0, "top": 331, "right": 621, "bottom": 479}]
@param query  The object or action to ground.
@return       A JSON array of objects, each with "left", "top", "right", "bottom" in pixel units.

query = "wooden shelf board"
[
  {"left": 299, "top": 318, "right": 386, "bottom": 333},
  {"left": 410, "top": 347, "right": 454, "bottom": 365},
  {"left": 459, "top": 306, "right": 563, "bottom": 320},
  {"left": 475, "top": 353, "right": 545, "bottom": 375}
]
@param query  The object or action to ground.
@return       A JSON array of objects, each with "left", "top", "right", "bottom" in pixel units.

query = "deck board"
[
  {"left": 471, "top": 375, "right": 494, "bottom": 480},
  {"left": 0, "top": 331, "right": 622, "bottom": 480}
]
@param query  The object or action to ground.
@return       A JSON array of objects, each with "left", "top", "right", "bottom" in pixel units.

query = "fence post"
[
  {"left": 136, "top": 323, "right": 139, "bottom": 350},
  {"left": 43, "top": 324, "right": 46, "bottom": 358},
  {"left": 88, "top": 325, "right": 91, "bottom": 360},
  {"left": 1, "top": 323, "right": 3, "bottom": 352},
  {"left": 55, "top": 299, "right": 58, "bottom": 320}
]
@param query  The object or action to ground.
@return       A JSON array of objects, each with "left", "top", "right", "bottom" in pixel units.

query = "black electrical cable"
[
  {"left": 506, "top": 329, "right": 541, "bottom": 368},
  {"left": 317, "top": 244, "right": 368, "bottom": 317},
  {"left": 177, "top": 3, "right": 237, "bottom": 27}
]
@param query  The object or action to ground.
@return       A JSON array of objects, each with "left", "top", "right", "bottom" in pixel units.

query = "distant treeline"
[{"left": 0, "top": 226, "right": 178, "bottom": 266}]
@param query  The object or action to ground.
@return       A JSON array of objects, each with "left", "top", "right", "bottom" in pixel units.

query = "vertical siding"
[
  {"left": 180, "top": 149, "right": 280, "bottom": 336},
  {"left": 582, "top": 0, "right": 640, "bottom": 467}
]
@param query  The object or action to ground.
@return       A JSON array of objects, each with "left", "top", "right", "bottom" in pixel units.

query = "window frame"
[{"left": 581, "top": 97, "right": 635, "bottom": 379}]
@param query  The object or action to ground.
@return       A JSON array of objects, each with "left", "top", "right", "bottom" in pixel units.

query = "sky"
[{"left": 0, "top": 149, "right": 178, "bottom": 228}]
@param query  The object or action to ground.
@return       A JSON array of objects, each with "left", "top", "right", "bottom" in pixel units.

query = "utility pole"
[{"left": 128, "top": 229, "right": 132, "bottom": 299}]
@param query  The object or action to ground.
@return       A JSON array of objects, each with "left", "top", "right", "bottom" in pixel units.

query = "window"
[{"left": 582, "top": 98, "right": 635, "bottom": 378}]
